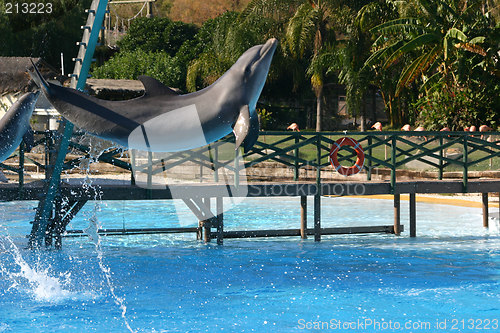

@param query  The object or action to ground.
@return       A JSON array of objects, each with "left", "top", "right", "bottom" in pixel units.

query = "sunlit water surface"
[{"left": 0, "top": 197, "right": 499, "bottom": 332}]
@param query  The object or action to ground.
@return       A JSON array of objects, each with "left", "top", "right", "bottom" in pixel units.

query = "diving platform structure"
[{"left": 0, "top": 0, "right": 498, "bottom": 248}]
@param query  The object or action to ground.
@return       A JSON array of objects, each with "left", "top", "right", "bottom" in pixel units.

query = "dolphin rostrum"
[
  {"left": 30, "top": 38, "right": 278, "bottom": 152},
  {"left": 0, "top": 91, "right": 39, "bottom": 163}
]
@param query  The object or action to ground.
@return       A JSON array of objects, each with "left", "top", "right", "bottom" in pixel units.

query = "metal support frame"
[{"left": 29, "top": 0, "right": 109, "bottom": 248}]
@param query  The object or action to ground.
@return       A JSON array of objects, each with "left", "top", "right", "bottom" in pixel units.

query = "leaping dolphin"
[
  {"left": 30, "top": 38, "right": 278, "bottom": 152},
  {"left": 0, "top": 91, "right": 39, "bottom": 163}
]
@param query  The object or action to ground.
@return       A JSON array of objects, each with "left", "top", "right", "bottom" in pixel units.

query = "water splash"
[
  {"left": 79, "top": 137, "right": 136, "bottom": 333},
  {"left": 0, "top": 232, "right": 73, "bottom": 302},
  {"left": 83, "top": 203, "right": 136, "bottom": 333}
]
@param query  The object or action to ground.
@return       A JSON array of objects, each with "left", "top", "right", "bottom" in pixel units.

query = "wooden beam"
[{"left": 2, "top": 180, "right": 500, "bottom": 202}]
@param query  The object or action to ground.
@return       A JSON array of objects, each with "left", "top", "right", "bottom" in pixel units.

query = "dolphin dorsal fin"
[{"left": 138, "top": 75, "right": 180, "bottom": 97}]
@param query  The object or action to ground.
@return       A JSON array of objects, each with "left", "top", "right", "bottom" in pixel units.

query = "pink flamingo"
[
  {"left": 287, "top": 123, "right": 300, "bottom": 132},
  {"left": 469, "top": 125, "right": 477, "bottom": 132},
  {"left": 440, "top": 127, "right": 450, "bottom": 132},
  {"left": 371, "top": 122, "right": 382, "bottom": 131},
  {"left": 479, "top": 125, "right": 493, "bottom": 140},
  {"left": 401, "top": 124, "right": 411, "bottom": 131},
  {"left": 479, "top": 125, "right": 493, "bottom": 132},
  {"left": 415, "top": 126, "right": 426, "bottom": 140}
]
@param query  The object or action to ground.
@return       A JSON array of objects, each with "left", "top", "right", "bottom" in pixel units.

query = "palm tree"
[
  {"left": 363, "top": 0, "right": 499, "bottom": 128},
  {"left": 365, "top": 0, "right": 489, "bottom": 97},
  {"left": 243, "top": 0, "right": 342, "bottom": 131},
  {"left": 284, "top": 1, "right": 339, "bottom": 131}
]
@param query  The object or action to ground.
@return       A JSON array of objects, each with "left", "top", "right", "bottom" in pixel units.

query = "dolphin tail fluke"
[
  {"left": 28, "top": 59, "right": 50, "bottom": 94},
  {"left": 233, "top": 105, "right": 250, "bottom": 151}
]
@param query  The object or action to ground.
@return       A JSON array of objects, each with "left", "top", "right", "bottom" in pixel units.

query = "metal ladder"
[{"left": 29, "top": 0, "right": 109, "bottom": 248}]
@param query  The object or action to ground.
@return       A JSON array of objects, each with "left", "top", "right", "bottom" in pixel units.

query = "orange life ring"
[{"left": 329, "top": 137, "right": 365, "bottom": 176}]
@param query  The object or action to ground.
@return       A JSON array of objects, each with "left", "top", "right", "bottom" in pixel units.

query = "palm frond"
[
  {"left": 364, "top": 40, "right": 404, "bottom": 68},
  {"left": 395, "top": 45, "right": 440, "bottom": 95},
  {"left": 455, "top": 42, "right": 487, "bottom": 56},
  {"left": 370, "top": 17, "right": 425, "bottom": 35},
  {"left": 240, "top": 0, "right": 302, "bottom": 23},
  {"left": 383, "top": 33, "right": 440, "bottom": 69},
  {"left": 420, "top": 70, "right": 444, "bottom": 93},
  {"left": 445, "top": 27, "right": 467, "bottom": 42},
  {"left": 285, "top": 2, "right": 318, "bottom": 58}
]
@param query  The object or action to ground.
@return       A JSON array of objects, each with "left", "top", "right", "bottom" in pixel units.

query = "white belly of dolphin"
[{"left": 127, "top": 104, "right": 211, "bottom": 152}]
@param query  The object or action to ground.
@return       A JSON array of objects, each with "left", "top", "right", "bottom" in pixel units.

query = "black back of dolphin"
[{"left": 29, "top": 39, "right": 278, "bottom": 152}]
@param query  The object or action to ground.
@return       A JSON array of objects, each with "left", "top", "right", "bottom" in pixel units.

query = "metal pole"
[
  {"left": 146, "top": 0, "right": 153, "bottom": 18},
  {"left": 300, "top": 196, "right": 307, "bottom": 239},
  {"left": 463, "top": 134, "right": 468, "bottom": 192},
  {"left": 409, "top": 193, "right": 416, "bottom": 237},
  {"left": 203, "top": 197, "right": 211, "bottom": 243},
  {"left": 294, "top": 134, "right": 299, "bottom": 180},
  {"left": 314, "top": 193, "right": 321, "bottom": 241},
  {"left": 394, "top": 194, "right": 401, "bottom": 236},
  {"left": 18, "top": 141, "right": 24, "bottom": 199},
  {"left": 438, "top": 135, "right": 443, "bottom": 180},
  {"left": 367, "top": 135, "right": 372, "bottom": 181},
  {"left": 235, "top": 148, "right": 240, "bottom": 188},
  {"left": 314, "top": 134, "right": 321, "bottom": 241},
  {"left": 482, "top": 193, "right": 489, "bottom": 228},
  {"left": 391, "top": 135, "right": 396, "bottom": 193},
  {"left": 216, "top": 197, "right": 223, "bottom": 245}
]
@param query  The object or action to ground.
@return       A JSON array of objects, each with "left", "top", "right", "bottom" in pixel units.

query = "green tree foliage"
[
  {"left": 186, "top": 11, "right": 279, "bottom": 92},
  {"left": 94, "top": 16, "right": 199, "bottom": 91},
  {"left": 0, "top": 0, "right": 92, "bottom": 73},
  {"left": 92, "top": 49, "right": 183, "bottom": 89},
  {"left": 243, "top": 0, "right": 371, "bottom": 131},
  {"left": 365, "top": 0, "right": 500, "bottom": 129},
  {"left": 118, "top": 17, "right": 198, "bottom": 56}
]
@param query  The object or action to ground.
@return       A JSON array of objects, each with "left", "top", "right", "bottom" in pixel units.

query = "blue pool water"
[{"left": 0, "top": 197, "right": 499, "bottom": 332}]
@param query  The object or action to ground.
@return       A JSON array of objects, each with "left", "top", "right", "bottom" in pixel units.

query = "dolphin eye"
[{"left": 244, "top": 66, "right": 251, "bottom": 74}]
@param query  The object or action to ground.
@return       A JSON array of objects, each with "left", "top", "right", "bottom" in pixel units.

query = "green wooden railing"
[
  {"left": 1, "top": 130, "right": 499, "bottom": 196},
  {"left": 250, "top": 131, "right": 499, "bottom": 191}
]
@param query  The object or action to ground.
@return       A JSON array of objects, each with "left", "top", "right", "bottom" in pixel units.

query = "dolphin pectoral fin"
[
  {"left": 242, "top": 112, "right": 260, "bottom": 153},
  {"left": 22, "top": 126, "right": 35, "bottom": 152},
  {"left": 233, "top": 105, "right": 251, "bottom": 151}
]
